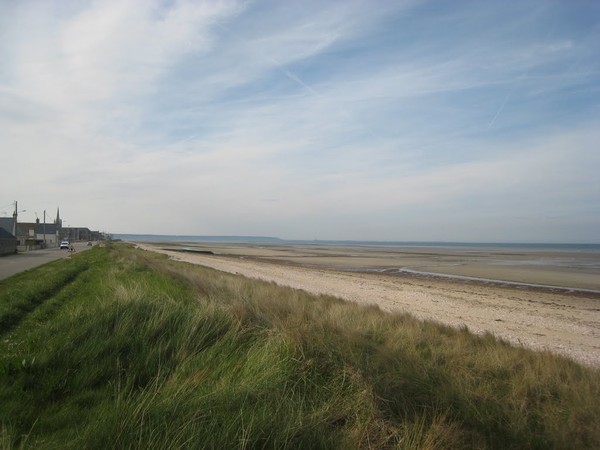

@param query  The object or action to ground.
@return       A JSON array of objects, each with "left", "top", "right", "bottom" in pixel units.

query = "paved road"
[{"left": 0, "top": 242, "right": 92, "bottom": 281}]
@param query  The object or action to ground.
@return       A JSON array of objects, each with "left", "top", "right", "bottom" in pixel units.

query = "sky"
[{"left": 1, "top": 0, "right": 599, "bottom": 242}]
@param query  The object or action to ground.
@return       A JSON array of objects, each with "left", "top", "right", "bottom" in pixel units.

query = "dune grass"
[{"left": 0, "top": 242, "right": 598, "bottom": 449}]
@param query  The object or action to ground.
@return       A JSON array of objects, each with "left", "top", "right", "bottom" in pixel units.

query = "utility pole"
[
  {"left": 43, "top": 210, "right": 46, "bottom": 248},
  {"left": 12, "top": 201, "right": 17, "bottom": 237},
  {"left": 12, "top": 201, "right": 27, "bottom": 245}
]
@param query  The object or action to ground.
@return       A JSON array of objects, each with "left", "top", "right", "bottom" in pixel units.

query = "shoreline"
[
  {"left": 208, "top": 253, "right": 600, "bottom": 298},
  {"left": 161, "top": 241, "right": 600, "bottom": 291},
  {"left": 136, "top": 243, "right": 600, "bottom": 368},
  {"left": 370, "top": 267, "right": 600, "bottom": 297}
]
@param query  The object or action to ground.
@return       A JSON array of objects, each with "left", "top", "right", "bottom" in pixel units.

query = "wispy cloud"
[{"left": 1, "top": 0, "right": 599, "bottom": 241}]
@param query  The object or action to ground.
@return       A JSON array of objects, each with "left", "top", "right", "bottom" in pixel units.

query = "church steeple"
[{"left": 55, "top": 208, "right": 62, "bottom": 228}]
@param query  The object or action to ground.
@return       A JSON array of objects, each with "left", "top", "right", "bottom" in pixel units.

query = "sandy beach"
[{"left": 137, "top": 243, "right": 600, "bottom": 368}]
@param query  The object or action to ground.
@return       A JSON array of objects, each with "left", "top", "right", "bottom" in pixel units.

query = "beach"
[{"left": 137, "top": 242, "right": 600, "bottom": 367}]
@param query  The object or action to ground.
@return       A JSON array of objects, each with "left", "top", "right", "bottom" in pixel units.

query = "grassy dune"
[{"left": 1, "top": 243, "right": 599, "bottom": 449}]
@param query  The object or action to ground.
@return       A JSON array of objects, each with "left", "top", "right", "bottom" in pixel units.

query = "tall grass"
[{"left": 0, "top": 243, "right": 598, "bottom": 448}]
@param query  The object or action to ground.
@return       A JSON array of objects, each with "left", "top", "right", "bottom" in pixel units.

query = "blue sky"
[{"left": 1, "top": 0, "right": 599, "bottom": 242}]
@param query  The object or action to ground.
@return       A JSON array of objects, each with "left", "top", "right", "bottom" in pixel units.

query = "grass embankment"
[{"left": 1, "top": 244, "right": 599, "bottom": 449}]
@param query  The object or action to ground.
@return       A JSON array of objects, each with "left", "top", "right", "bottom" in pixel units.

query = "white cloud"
[
  {"left": 1, "top": 0, "right": 599, "bottom": 241},
  {"left": 2, "top": 1, "right": 242, "bottom": 135}
]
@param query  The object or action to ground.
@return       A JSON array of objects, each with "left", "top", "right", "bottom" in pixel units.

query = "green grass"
[{"left": 0, "top": 243, "right": 599, "bottom": 449}]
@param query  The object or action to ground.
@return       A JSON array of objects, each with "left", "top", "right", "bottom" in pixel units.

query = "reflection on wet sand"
[{"left": 169, "top": 243, "right": 600, "bottom": 293}]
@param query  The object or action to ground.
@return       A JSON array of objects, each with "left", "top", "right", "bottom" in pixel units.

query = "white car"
[{"left": 60, "top": 241, "right": 70, "bottom": 249}]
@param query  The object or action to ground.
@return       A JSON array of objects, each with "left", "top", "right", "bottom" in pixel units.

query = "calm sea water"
[{"left": 114, "top": 234, "right": 600, "bottom": 252}]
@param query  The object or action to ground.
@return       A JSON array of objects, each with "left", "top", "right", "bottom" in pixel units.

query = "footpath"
[{"left": 0, "top": 243, "right": 91, "bottom": 281}]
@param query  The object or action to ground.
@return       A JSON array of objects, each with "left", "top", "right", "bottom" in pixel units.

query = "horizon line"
[{"left": 112, "top": 233, "right": 600, "bottom": 246}]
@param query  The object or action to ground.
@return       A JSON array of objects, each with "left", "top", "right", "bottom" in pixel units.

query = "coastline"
[
  {"left": 136, "top": 242, "right": 600, "bottom": 367},
  {"left": 371, "top": 268, "right": 600, "bottom": 297},
  {"left": 149, "top": 241, "right": 600, "bottom": 292}
]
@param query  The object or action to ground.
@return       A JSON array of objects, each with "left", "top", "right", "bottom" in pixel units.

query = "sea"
[
  {"left": 113, "top": 234, "right": 600, "bottom": 251},
  {"left": 114, "top": 234, "right": 600, "bottom": 294}
]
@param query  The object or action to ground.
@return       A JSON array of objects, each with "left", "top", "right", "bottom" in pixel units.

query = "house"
[
  {"left": 0, "top": 208, "right": 63, "bottom": 248},
  {"left": 35, "top": 220, "right": 61, "bottom": 247},
  {"left": 0, "top": 227, "right": 18, "bottom": 256},
  {"left": 20, "top": 222, "right": 38, "bottom": 246},
  {"left": 0, "top": 218, "right": 40, "bottom": 247},
  {"left": 62, "top": 227, "right": 95, "bottom": 242},
  {"left": 0, "top": 207, "right": 101, "bottom": 249}
]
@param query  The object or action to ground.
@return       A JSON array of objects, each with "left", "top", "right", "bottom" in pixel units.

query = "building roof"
[
  {"left": 0, "top": 217, "right": 14, "bottom": 234},
  {"left": 35, "top": 223, "right": 60, "bottom": 234},
  {"left": 19, "top": 222, "right": 36, "bottom": 231},
  {"left": 0, "top": 227, "right": 16, "bottom": 240},
  {"left": 1, "top": 218, "right": 57, "bottom": 237}
]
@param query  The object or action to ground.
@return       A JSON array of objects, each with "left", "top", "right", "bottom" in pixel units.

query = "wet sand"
[
  {"left": 165, "top": 243, "right": 600, "bottom": 292},
  {"left": 137, "top": 242, "right": 600, "bottom": 367}
]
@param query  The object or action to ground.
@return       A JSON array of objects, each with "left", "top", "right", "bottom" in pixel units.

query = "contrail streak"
[
  {"left": 488, "top": 89, "right": 513, "bottom": 129},
  {"left": 216, "top": 22, "right": 319, "bottom": 96},
  {"left": 488, "top": 69, "right": 528, "bottom": 129}
]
